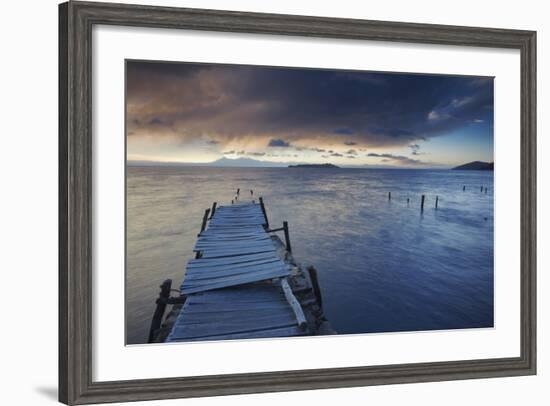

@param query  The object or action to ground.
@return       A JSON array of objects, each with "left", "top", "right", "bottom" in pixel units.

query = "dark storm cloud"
[
  {"left": 409, "top": 143, "right": 424, "bottom": 155},
  {"left": 149, "top": 117, "right": 163, "bottom": 125},
  {"left": 334, "top": 128, "right": 355, "bottom": 135},
  {"left": 268, "top": 138, "right": 291, "bottom": 147},
  {"left": 368, "top": 152, "right": 423, "bottom": 166},
  {"left": 126, "top": 61, "right": 494, "bottom": 150}
]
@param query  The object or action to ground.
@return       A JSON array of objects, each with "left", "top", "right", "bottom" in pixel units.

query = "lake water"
[{"left": 126, "top": 166, "right": 494, "bottom": 344}]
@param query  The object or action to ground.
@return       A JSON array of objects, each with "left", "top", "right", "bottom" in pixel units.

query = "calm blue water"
[{"left": 126, "top": 166, "right": 494, "bottom": 344}]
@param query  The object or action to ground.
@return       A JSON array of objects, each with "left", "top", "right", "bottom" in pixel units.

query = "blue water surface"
[{"left": 126, "top": 167, "right": 494, "bottom": 344}]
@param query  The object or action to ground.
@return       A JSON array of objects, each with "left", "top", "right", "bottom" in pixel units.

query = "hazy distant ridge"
[
  {"left": 453, "top": 161, "right": 494, "bottom": 171},
  {"left": 288, "top": 163, "right": 340, "bottom": 169}
]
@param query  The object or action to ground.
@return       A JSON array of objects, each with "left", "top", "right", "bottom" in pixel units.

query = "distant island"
[
  {"left": 288, "top": 163, "right": 340, "bottom": 169},
  {"left": 452, "top": 161, "right": 494, "bottom": 171}
]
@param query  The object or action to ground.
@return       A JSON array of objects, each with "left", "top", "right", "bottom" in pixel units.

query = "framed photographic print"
[{"left": 59, "top": 1, "right": 536, "bottom": 404}]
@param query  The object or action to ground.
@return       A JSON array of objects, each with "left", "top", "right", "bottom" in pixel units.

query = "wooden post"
[
  {"left": 463, "top": 185, "right": 466, "bottom": 191},
  {"left": 200, "top": 208, "right": 210, "bottom": 234},
  {"left": 259, "top": 197, "right": 269, "bottom": 228},
  {"left": 435, "top": 196, "right": 439, "bottom": 209},
  {"left": 307, "top": 266, "right": 323, "bottom": 309},
  {"left": 209, "top": 202, "right": 217, "bottom": 219},
  {"left": 421, "top": 195, "right": 425, "bottom": 211},
  {"left": 148, "top": 279, "right": 172, "bottom": 343},
  {"left": 231, "top": 200, "right": 234, "bottom": 205},
  {"left": 485, "top": 187, "right": 488, "bottom": 194},
  {"left": 283, "top": 221, "right": 292, "bottom": 252},
  {"left": 250, "top": 190, "right": 254, "bottom": 196},
  {"left": 480, "top": 186, "right": 483, "bottom": 192},
  {"left": 388, "top": 192, "right": 391, "bottom": 200},
  {"left": 407, "top": 197, "right": 410, "bottom": 205},
  {"left": 237, "top": 188, "right": 240, "bottom": 195}
]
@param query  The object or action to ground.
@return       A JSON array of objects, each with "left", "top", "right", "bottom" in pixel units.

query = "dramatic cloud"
[
  {"left": 367, "top": 152, "right": 424, "bottom": 166},
  {"left": 128, "top": 62, "right": 492, "bottom": 145},
  {"left": 268, "top": 138, "right": 291, "bottom": 147},
  {"left": 126, "top": 61, "right": 494, "bottom": 166},
  {"left": 408, "top": 144, "right": 424, "bottom": 155},
  {"left": 334, "top": 128, "right": 355, "bottom": 135}
]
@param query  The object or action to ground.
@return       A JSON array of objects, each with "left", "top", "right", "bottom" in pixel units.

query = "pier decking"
[{"left": 165, "top": 200, "right": 309, "bottom": 342}]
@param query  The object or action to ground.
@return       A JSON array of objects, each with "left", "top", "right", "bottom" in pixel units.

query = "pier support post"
[
  {"left": 237, "top": 188, "right": 240, "bottom": 195},
  {"left": 388, "top": 192, "right": 391, "bottom": 200},
  {"left": 200, "top": 208, "right": 210, "bottom": 234},
  {"left": 480, "top": 186, "right": 483, "bottom": 192},
  {"left": 407, "top": 198, "right": 410, "bottom": 205},
  {"left": 148, "top": 279, "right": 172, "bottom": 343},
  {"left": 421, "top": 195, "right": 425, "bottom": 212},
  {"left": 435, "top": 196, "right": 439, "bottom": 209},
  {"left": 307, "top": 266, "right": 323, "bottom": 309},
  {"left": 259, "top": 197, "right": 269, "bottom": 228},
  {"left": 210, "top": 202, "right": 217, "bottom": 219},
  {"left": 283, "top": 221, "right": 292, "bottom": 253},
  {"left": 485, "top": 187, "right": 488, "bottom": 194},
  {"left": 463, "top": 185, "right": 466, "bottom": 191}
]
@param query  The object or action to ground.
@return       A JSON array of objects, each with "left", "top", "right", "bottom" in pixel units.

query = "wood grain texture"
[
  {"left": 166, "top": 285, "right": 304, "bottom": 342},
  {"left": 59, "top": 1, "right": 536, "bottom": 404}
]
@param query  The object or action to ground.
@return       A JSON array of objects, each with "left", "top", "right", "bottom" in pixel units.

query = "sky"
[{"left": 126, "top": 61, "right": 494, "bottom": 168}]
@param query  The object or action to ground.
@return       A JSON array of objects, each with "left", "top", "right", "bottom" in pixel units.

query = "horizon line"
[{"left": 126, "top": 159, "right": 467, "bottom": 170}]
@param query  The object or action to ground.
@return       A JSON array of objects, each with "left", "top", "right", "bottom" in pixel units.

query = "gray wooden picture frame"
[{"left": 59, "top": 1, "right": 537, "bottom": 404}]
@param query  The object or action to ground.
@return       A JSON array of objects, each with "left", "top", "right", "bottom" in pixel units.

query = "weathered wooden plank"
[
  {"left": 185, "top": 302, "right": 291, "bottom": 312},
  {"left": 195, "top": 239, "right": 274, "bottom": 249},
  {"left": 211, "top": 217, "right": 265, "bottom": 222},
  {"left": 181, "top": 268, "right": 290, "bottom": 294},
  {"left": 187, "top": 252, "right": 278, "bottom": 268},
  {"left": 180, "top": 309, "right": 295, "bottom": 324},
  {"left": 169, "top": 326, "right": 306, "bottom": 342},
  {"left": 281, "top": 278, "right": 307, "bottom": 328},
  {"left": 184, "top": 260, "right": 287, "bottom": 280},
  {"left": 183, "top": 262, "right": 288, "bottom": 282},
  {"left": 209, "top": 221, "right": 266, "bottom": 227},
  {"left": 187, "top": 256, "right": 281, "bottom": 271},
  {"left": 197, "top": 233, "right": 270, "bottom": 240},
  {"left": 170, "top": 319, "right": 297, "bottom": 340},
  {"left": 200, "top": 247, "right": 276, "bottom": 259},
  {"left": 188, "top": 285, "right": 285, "bottom": 302}
]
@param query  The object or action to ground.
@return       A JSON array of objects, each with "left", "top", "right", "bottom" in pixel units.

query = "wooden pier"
[{"left": 151, "top": 195, "right": 330, "bottom": 343}]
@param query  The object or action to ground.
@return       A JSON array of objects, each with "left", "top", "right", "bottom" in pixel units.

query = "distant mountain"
[
  {"left": 207, "top": 157, "right": 287, "bottom": 167},
  {"left": 288, "top": 163, "right": 340, "bottom": 169},
  {"left": 128, "top": 157, "right": 288, "bottom": 168},
  {"left": 453, "top": 161, "right": 494, "bottom": 171}
]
